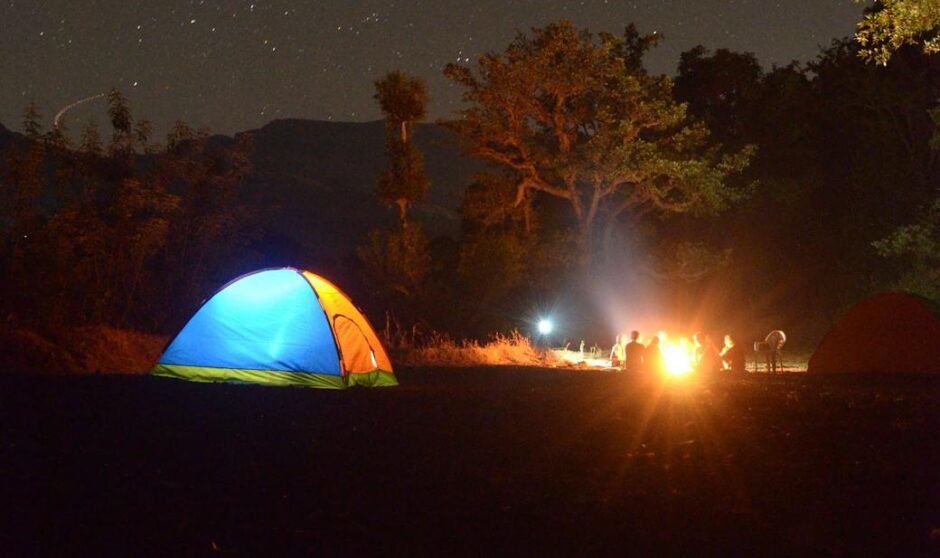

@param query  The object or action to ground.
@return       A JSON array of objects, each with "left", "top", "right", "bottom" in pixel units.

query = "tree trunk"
[
  {"left": 601, "top": 212, "right": 619, "bottom": 264},
  {"left": 396, "top": 198, "right": 409, "bottom": 228},
  {"left": 397, "top": 121, "right": 411, "bottom": 230},
  {"left": 578, "top": 215, "right": 596, "bottom": 268},
  {"left": 523, "top": 190, "right": 533, "bottom": 233}
]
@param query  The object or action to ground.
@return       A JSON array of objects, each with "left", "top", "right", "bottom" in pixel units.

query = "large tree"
[
  {"left": 855, "top": 1, "right": 940, "bottom": 301},
  {"left": 443, "top": 21, "right": 753, "bottom": 262},
  {"left": 674, "top": 47, "right": 763, "bottom": 145},
  {"left": 672, "top": 34, "right": 940, "bottom": 333},
  {"left": 873, "top": 199, "right": 940, "bottom": 301},
  {"left": 855, "top": 0, "right": 940, "bottom": 64},
  {"left": 373, "top": 71, "right": 431, "bottom": 226},
  {"left": 358, "top": 72, "right": 433, "bottom": 310}
]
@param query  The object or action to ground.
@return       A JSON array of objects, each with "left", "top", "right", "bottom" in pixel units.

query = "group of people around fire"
[{"left": 607, "top": 330, "right": 750, "bottom": 375}]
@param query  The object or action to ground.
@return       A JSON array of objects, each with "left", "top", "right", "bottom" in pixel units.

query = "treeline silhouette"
[
  {"left": 358, "top": 31, "right": 939, "bottom": 344},
  {"left": 1, "top": 91, "right": 266, "bottom": 335},
  {"left": 1, "top": 27, "right": 937, "bottom": 359}
]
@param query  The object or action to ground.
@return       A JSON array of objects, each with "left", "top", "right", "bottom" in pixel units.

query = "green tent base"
[{"left": 152, "top": 364, "right": 398, "bottom": 389}]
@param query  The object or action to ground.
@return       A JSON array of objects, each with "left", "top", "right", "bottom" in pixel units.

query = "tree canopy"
[
  {"left": 855, "top": 0, "right": 940, "bottom": 64},
  {"left": 358, "top": 71, "right": 433, "bottom": 315},
  {"left": 373, "top": 70, "right": 429, "bottom": 142},
  {"left": 373, "top": 71, "right": 431, "bottom": 225},
  {"left": 0, "top": 94, "right": 263, "bottom": 331},
  {"left": 443, "top": 21, "right": 753, "bottom": 260}
]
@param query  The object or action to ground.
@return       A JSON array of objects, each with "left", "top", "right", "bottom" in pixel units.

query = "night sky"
[{"left": 2, "top": 0, "right": 865, "bottom": 136}]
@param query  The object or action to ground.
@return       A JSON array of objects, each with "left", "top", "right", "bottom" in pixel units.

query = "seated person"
[
  {"left": 720, "top": 334, "right": 746, "bottom": 373},
  {"left": 693, "top": 333, "right": 721, "bottom": 375},
  {"left": 644, "top": 336, "right": 665, "bottom": 375},
  {"left": 609, "top": 335, "right": 624, "bottom": 369},
  {"left": 623, "top": 330, "right": 646, "bottom": 372}
]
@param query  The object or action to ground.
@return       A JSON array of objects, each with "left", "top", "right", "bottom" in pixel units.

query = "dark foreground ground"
[{"left": 2, "top": 368, "right": 939, "bottom": 557}]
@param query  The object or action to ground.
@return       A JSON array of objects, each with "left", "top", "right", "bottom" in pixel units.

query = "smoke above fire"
[{"left": 589, "top": 230, "right": 677, "bottom": 343}]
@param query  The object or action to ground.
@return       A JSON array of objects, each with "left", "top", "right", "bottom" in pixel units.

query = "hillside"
[
  {"left": 1, "top": 118, "right": 482, "bottom": 267},
  {"left": 244, "top": 119, "right": 473, "bottom": 211},
  {"left": 239, "top": 120, "right": 479, "bottom": 259},
  {"left": 230, "top": 119, "right": 482, "bottom": 267},
  {"left": 0, "top": 122, "right": 24, "bottom": 151}
]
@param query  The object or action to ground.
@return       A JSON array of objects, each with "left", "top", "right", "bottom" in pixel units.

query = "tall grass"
[{"left": 396, "top": 330, "right": 559, "bottom": 367}]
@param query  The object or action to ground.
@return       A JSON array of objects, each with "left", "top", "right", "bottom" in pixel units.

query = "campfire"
[
  {"left": 657, "top": 333, "right": 696, "bottom": 377},
  {"left": 556, "top": 331, "right": 699, "bottom": 377}
]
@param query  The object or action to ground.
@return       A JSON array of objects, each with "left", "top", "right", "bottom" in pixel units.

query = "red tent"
[{"left": 808, "top": 293, "right": 940, "bottom": 374}]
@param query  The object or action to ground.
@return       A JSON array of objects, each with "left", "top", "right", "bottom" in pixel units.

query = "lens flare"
[
  {"left": 659, "top": 334, "right": 695, "bottom": 377},
  {"left": 537, "top": 319, "right": 553, "bottom": 335}
]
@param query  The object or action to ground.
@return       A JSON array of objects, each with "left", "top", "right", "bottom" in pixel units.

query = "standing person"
[
  {"left": 720, "top": 334, "right": 746, "bottom": 374},
  {"left": 764, "top": 330, "right": 787, "bottom": 373},
  {"left": 694, "top": 333, "right": 721, "bottom": 376},
  {"left": 609, "top": 335, "right": 623, "bottom": 369},
  {"left": 623, "top": 330, "right": 646, "bottom": 372},
  {"left": 645, "top": 336, "right": 665, "bottom": 375}
]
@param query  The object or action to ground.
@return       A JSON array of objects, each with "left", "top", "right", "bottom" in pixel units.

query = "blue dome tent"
[{"left": 152, "top": 268, "right": 396, "bottom": 388}]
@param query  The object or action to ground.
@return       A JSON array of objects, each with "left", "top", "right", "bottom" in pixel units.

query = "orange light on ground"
[{"left": 659, "top": 333, "right": 695, "bottom": 377}]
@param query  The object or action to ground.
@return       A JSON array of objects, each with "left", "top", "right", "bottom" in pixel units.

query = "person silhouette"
[
  {"left": 645, "top": 336, "right": 665, "bottom": 375},
  {"left": 694, "top": 333, "right": 721, "bottom": 376},
  {"left": 720, "top": 334, "right": 746, "bottom": 374},
  {"left": 623, "top": 330, "right": 646, "bottom": 372},
  {"left": 764, "top": 330, "right": 787, "bottom": 373},
  {"left": 609, "top": 335, "right": 624, "bottom": 369}
]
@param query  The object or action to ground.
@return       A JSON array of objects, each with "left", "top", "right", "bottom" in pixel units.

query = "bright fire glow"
[{"left": 659, "top": 333, "right": 695, "bottom": 377}]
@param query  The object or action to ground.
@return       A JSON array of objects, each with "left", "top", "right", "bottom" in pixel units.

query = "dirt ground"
[{"left": 2, "top": 367, "right": 938, "bottom": 557}]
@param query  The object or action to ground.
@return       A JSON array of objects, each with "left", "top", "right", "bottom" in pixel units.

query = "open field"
[{"left": 2, "top": 367, "right": 938, "bottom": 556}]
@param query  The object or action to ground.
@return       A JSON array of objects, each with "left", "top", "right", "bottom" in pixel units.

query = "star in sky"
[{"left": 1, "top": 0, "right": 863, "bottom": 136}]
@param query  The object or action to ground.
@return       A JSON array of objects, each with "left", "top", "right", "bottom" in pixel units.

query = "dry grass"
[
  {"left": 69, "top": 326, "right": 169, "bottom": 373},
  {"left": 745, "top": 349, "right": 811, "bottom": 373},
  {"left": 0, "top": 327, "right": 83, "bottom": 373},
  {"left": 0, "top": 325, "right": 168, "bottom": 374},
  {"left": 397, "top": 330, "right": 559, "bottom": 367}
]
